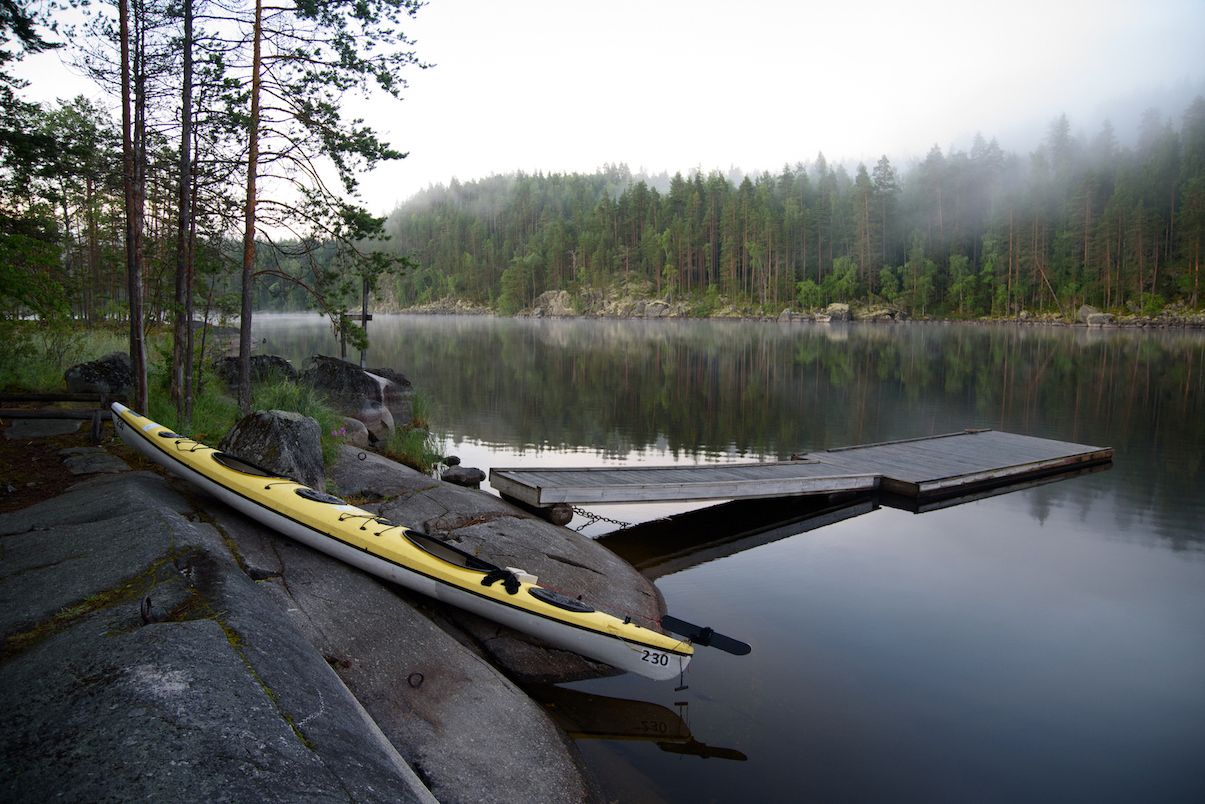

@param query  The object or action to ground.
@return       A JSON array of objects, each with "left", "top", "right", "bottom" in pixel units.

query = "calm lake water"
[{"left": 254, "top": 313, "right": 1205, "bottom": 803}]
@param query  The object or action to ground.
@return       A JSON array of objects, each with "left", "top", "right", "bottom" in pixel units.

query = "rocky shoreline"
[
  {"left": 0, "top": 422, "right": 651, "bottom": 801},
  {"left": 384, "top": 292, "right": 1205, "bottom": 329},
  {"left": 2, "top": 346, "right": 675, "bottom": 801}
]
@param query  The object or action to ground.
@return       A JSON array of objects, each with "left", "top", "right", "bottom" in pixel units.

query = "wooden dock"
[{"left": 489, "top": 430, "right": 1112, "bottom": 511}]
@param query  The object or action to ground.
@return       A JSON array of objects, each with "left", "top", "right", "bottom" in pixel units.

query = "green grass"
[
  {"left": 379, "top": 425, "right": 442, "bottom": 474},
  {"left": 146, "top": 372, "right": 345, "bottom": 466},
  {"left": 146, "top": 371, "right": 238, "bottom": 446},
  {"left": 251, "top": 377, "right": 345, "bottom": 466},
  {"left": 0, "top": 322, "right": 129, "bottom": 390},
  {"left": 410, "top": 389, "right": 433, "bottom": 429}
]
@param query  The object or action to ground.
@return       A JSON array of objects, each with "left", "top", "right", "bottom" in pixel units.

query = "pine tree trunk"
[
  {"left": 120, "top": 0, "right": 148, "bottom": 413},
  {"left": 238, "top": 0, "right": 264, "bottom": 416},
  {"left": 172, "top": 0, "right": 194, "bottom": 424},
  {"left": 86, "top": 176, "right": 99, "bottom": 325}
]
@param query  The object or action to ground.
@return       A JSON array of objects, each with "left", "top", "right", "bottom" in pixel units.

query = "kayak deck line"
[
  {"left": 490, "top": 430, "right": 1113, "bottom": 509},
  {"left": 109, "top": 403, "right": 696, "bottom": 681}
]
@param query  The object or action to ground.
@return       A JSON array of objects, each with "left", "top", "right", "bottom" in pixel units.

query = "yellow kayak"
[{"left": 111, "top": 403, "right": 693, "bottom": 680}]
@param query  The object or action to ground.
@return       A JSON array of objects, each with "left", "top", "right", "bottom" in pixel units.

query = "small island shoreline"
[{"left": 384, "top": 293, "right": 1205, "bottom": 329}]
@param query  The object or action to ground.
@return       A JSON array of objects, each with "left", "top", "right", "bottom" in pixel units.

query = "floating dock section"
[{"left": 489, "top": 430, "right": 1113, "bottom": 512}]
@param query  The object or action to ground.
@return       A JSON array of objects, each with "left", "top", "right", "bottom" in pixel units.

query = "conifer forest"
[{"left": 387, "top": 105, "right": 1205, "bottom": 317}]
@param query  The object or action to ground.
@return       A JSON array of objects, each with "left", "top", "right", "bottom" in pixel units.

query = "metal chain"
[{"left": 571, "top": 506, "right": 633, "bottom": 532}]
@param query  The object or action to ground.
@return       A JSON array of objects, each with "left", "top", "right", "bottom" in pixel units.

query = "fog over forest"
[{"left": 375, "top": 92, "right": 1205, "bottom": 320}]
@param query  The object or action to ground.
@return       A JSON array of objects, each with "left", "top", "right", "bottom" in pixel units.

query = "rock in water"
[
  {"left": 219, "top": 410, "right": 325, "bottom": 489},
  {"left": 63, "top": 352, "right": 133, "bottom": 396},
  {"left": 858, "top": 306, "right": 907, "bottom": 322},
  {"left": 527, "top": 290, "right": 576, "bottom": 317},
  {"left": 441, "top": 466, "right": 485, "bottom": 488}
]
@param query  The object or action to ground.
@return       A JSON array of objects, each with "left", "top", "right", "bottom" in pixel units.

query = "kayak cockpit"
[
  {"left": 529, "top": 586, "right": 594, "bottom": 612},
  {"left": 212, "top": 451, "right": 289, "bottom": 479},
  {"left": 403, "top": 529, "right": 498, "bottom": 573},
  {"left": 295, "top": 487, "right": 347, "bottom": 504}
]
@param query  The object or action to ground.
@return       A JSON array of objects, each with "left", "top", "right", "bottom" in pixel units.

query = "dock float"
[{"left": 489, "top": 430, "right": 1112, "bottom": 515}]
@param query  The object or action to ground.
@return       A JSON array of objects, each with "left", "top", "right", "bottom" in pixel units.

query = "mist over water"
[{"left": 256, "top": 314, "right": 1205, "bottom": 801}]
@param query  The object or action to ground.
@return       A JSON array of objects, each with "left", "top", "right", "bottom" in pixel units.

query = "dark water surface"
[{"left": 255, "top": 314, "right": 1205, "bottom": 803}]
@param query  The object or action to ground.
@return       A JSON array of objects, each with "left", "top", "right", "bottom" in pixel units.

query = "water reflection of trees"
[{"left": 254, "top": 315, "right": 1204, "bottom": 550}]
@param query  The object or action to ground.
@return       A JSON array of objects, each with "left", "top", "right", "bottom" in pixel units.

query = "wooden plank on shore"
[{"left": 0, "top": 408, "right": 104, "bottom": 420}]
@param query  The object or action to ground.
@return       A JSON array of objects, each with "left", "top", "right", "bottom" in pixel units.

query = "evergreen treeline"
[
  {"left": 386, "top": 102, "right": 1205, "bottom": 317},
  {"left": 0, "top": 92, "right": 354, "bottom": 323}
]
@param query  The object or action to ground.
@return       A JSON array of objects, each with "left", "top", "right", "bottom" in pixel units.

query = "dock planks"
[
  {"left": 489, "top": 430, "right": 1113, "bottom": 509},
  {"left": 490, "top": 460, "right": 880, "bottom": 506}
]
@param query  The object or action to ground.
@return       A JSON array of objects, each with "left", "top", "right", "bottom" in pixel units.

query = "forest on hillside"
[{"left": 385, "top": 101, "right": 1205, "bottom": 318}]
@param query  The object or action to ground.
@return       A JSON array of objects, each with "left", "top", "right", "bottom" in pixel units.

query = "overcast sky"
[{"left": 15, "top": 0, "right": 1205, "bottom": 214}]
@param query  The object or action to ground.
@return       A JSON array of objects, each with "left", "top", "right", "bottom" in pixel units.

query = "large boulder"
[
  {"left": 1076, "top": 304, "right": 1100, "bottom": 324},
  {"left": 63, "top": 352, "right": 133, "bottom": 396},
  {"left": 213, "top": 354, "right": 298, "bottom": 386},
  {"left": 644, "top": 300, "right": 671, "bottom": 318},
  {"left": 300, "top": 355, "right": 414, "bottom": 428},
  {"left": 367, "top": 366, "right": 415, "bottom": 427},
  {"left": 330, "top": 446, "right": 666, "bottom": 683},
  {"left": 219, "top": 410, "right": 325, "bottom": 489},
  {"left": 0, "top": 472, "right": 433, "bottom": 802},
  {"left": 338, "top": 416, "right": 371, "bottom": 449},
  {"left": 214, "top": 505, "right": 595, "bottom": 803},
  {"left": 1086, "top": 312, "right": 1116, "bottom": 327},
  {"left": 301, "top": 355, "right": 382, "bottom": 403},
  {"left": 355, "top": 399, "right": 395, "bottom": 443}
]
